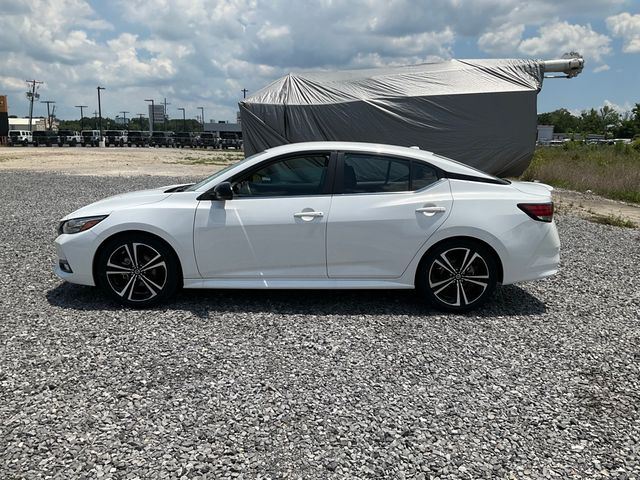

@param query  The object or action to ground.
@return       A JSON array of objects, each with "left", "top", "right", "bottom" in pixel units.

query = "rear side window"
[
  {"left": 412, "top": 162, "right": 439, "bottom": 191},
  {"left": 343, "top": 154, "right": 410, "bottom": 193},
  {"left": 342, "top": 154, "right": 439, "bottom": 193}
]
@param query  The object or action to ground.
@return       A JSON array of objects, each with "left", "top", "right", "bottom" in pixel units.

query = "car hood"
[
  {"left": 60, "top": 185, "right": 182, "bottom": 220},
  {"left": 511, "top": 181, "right": 553, "bottom": 197}
]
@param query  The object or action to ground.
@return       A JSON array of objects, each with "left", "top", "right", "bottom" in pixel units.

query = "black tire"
[
  {"left": 96, "top": 233, "right": 179, "bottom": 307},
  {"left": 416, "top": 239, "right": 498, "bottom": 312}
]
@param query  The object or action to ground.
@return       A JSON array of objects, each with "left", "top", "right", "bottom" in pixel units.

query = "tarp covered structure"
[{"left": 239, "top": 59, "right": 546, "bottom": 177}]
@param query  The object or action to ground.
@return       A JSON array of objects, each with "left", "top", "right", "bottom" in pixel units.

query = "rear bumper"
[{"left": 502, "top": 221, "right": 560, "bottom": 285}]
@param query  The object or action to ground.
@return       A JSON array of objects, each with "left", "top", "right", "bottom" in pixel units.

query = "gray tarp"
[{"left": 239, "top": 59, "right": 544, "bottom": 177}]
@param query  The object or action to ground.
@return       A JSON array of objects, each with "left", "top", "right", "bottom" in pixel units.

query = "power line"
[
  {"left": 163, "top": 98, "right": 170, "bottom": 131},
  {"left": 25, "top": 80, "right": 43, "bottom": 132},
  {"left": 75, "top": 105, "right": 88, "bottom": 131},
  {"left": 40, "top": 100, "right": 55, "bottom": 131}
]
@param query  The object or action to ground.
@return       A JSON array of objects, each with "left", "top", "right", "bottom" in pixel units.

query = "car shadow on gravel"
[{"left": 46, "top": 282, "right": 546, "bottom": 317}]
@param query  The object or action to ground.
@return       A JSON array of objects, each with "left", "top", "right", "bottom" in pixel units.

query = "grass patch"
[
  {"left": 589, "top": 214, "right": 637, "bottom": 228},
  {"left": 521, "top": 144, "right": 640, "bottom": 204}
]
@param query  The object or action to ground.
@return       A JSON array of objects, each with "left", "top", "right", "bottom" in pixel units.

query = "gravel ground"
[{"left": 1, "top": 171, "right": 639, "bottom": 479}]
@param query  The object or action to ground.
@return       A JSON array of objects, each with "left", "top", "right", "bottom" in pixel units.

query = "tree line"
[{"left": 538, "top": 103, "right": 640, "bottom": 139}]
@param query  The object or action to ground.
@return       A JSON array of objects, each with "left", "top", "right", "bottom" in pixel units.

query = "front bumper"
[{"left": 53, "top": 231, "right": 99, "bottom": 286}]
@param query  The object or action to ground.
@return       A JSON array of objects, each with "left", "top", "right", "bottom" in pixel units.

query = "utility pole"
[
  {"left": 40, "top": 100, "right": 55, "bottom": 131},
  {"left": 163, "top": 98, "right": 170, "bottom": 131},
  {"left": 241, "top": 88, "right": 248, "bottom": 99},
  {"left": 25, "top": 80, "right": 43, "bottom": 132},
  {"left": 75, "top": 105, "right": 88, "bottom": 131},
  {"left": 198, "top": 106, "right": 205, "bottom": 131},
  {"left": 177, "top": 108, "right": 186, "bottom": 132},
  {"left": 137, "top": 113, "right": 145, "bottom": 130},
  {"left": 120, "top": 111, "right": 129, "bottom": 131},
  {"left": 145, "top": 99, "right": 155, "bottom": 134},
  {"left": 93, "top": 110, "right": 98, "bottom": 129},
  {"left": 97, "top": 86, "right": 105, "bottom": 142}
]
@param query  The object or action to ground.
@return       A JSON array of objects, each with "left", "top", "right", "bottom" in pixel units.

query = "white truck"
[
  {"left": 57, "top": 130, "right": 82, "bottom": 147},
  {"left": 105, "top": 130, "right": 128, "bottom": 147},
  {"left": 81, "top": 130, "right": 101, "bottom": 147},
  {"left": 8, "top": 130, "right": 32, "bottom": 146}
]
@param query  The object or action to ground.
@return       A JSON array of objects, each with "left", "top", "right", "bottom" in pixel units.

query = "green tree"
[
  {"left": 537, "top": 108, "right": 579, "bottom": 133},
  {"left": 579, "top": 109, "right": 604, "bottom": 135}
]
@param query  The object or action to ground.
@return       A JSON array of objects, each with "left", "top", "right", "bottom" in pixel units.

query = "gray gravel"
[{"left": 1, "top": 170, "right": 639, "bottom": 479}]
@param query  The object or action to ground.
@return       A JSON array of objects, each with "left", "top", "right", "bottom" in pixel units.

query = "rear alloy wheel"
[
  {"left": 418, "top": 240, "right": 498, "bottom": 312},
  {"left": 97, "top": 234, "right": 178, "bottom": 307}
]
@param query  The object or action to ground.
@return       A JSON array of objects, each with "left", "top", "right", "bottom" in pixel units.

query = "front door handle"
[
  {"left": 294, "top": 211, "right": 324, "bottom": 219},
  {"left": 416, "top": 206, "right": 446, "bottom": 215}
]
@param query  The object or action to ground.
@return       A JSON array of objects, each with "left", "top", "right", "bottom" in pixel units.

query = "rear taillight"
[{"left": 517, "top": 202, "right": 554, "bottom": 222}]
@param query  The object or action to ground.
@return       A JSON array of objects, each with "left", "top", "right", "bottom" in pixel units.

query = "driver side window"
[{"left": 233, "top": 154, "right": 330, "bottom": 197}]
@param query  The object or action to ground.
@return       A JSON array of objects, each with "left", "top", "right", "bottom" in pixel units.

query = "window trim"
[
  {"left": 224, "top": 150, "right": 338, "bottom": 199},
  {"left": 335, "top": 151, "right": 442, "bottom": 195}
]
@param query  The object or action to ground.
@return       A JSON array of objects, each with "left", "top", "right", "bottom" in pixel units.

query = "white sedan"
[{"left": 54, "top": 142, "right": 559, "bottom": 312}]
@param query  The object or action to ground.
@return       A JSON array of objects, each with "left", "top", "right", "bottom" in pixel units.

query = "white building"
[
  {"left": 537, "top": 125, "right": 554, "bottom": 144},
  {"left": 8, "top": 117, "right": 52, "bottom": 131}
]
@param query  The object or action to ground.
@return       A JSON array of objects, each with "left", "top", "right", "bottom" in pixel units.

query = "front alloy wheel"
[
  {"left": 97, "top": 234, "right": 178, "bottom": 307},
  {"left": 418, "top": 240, "right": 498, "bottom": 312}
]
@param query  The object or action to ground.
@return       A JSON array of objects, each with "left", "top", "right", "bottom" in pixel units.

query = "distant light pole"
[
  {"left": 177, "top": 107, "right": 186, "bottom": 132},
  {"left": 137, "top": 113, "right": 145, "bottom": 130},
  {"left": 97, "top": 86, "right": 105, "bottom": 140},
  {"left": 198, "top": 106, "right": 204, "bottom": 131},
  {"left": 75, "top": 105, "right": 88, "bottom": 131},
  {"left": 120, "top": 111, "right": 129, "bottom": 131},
  {"left": 145, "top": 99, "right": 155, "bottom": 133},
  {"left": 40, "top": 100, "right": 55, "bottom": 131},
  {"left": 241, "top": 88, "right": 248, "bottom": 99},
  {"left": 163, "top": 98, "right": 170, "bottom": 131}
]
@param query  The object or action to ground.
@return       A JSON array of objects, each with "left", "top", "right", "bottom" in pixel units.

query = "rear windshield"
[
  {"left": 105, "top": 131, "right": 120, "bottom": 135},
  {"left": 152, "top": 132, "right": 166, "bottom": 137},
  {"left": 82, "top": 131, "right": 95, "bottom": 137},
  {"left": 58, "top": 130, "right": 73, "bottom": 136}
]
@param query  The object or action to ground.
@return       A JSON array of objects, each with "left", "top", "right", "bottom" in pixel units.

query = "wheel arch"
[
  {"left": 92, "top": 229, "right": 184, "bottom": 288},
  {"left": 415, "top": 235, "right": 504, "bottom": 286}
]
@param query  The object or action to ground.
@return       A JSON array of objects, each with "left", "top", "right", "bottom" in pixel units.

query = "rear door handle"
[
  {"left": 294, "top": 211, "right": 324, "bottom": 218},
  {"left": 416, "top": 206, "right": 446, "bottom": 215}
]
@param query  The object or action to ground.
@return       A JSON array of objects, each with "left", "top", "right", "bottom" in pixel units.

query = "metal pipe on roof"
[{"left": 542, "top": 56, "right": 584, "bottom": 78}]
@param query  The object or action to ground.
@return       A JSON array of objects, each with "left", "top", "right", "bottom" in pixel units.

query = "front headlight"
[{"left": 58, "top": 215, "right": 108, "bottom": 235}]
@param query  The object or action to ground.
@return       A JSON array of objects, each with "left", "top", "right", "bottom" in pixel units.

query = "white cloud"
[
  {"left": 0, "top": 0, "right": 631, "bottom": 122},
  {"left": 603, "top": 99, "right": 633, "bottom": 114},
  {"left": 478, "top": 24, "right": 525, "bottom": 55},
  {"left": 518, "top": 22, "right": 611, "bottom": 63},
  {"left": 607, "top": 13, "right": 640, "bottom": 53},
  {"left": 593, "top": 64, "right": 610, "bottom": 73}
]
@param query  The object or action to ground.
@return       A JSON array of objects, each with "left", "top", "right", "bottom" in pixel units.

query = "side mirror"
[{"left": 213, "top": 181, "right": 233, "bottom": 200}]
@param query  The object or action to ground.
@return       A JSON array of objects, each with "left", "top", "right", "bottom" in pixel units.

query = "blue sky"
[{"left": 0, "top": 0, "right": 638, "bottom": 122}]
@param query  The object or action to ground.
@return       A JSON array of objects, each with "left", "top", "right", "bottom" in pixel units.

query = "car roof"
[{"left": 262, "top": 141, "right": 497, "bottom": 180}]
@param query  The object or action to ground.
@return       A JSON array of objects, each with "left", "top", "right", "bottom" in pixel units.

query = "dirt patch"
[
  {"left": 553, "top": 188, "right": 639, "bottom": 228},
  {"left": 0, "top": 146, "right": 241, "bottom": 177}
]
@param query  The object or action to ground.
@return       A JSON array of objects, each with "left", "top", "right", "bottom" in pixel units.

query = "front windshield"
[{"left": 184, "top": 152, "right": 262, "bottom": 192}]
